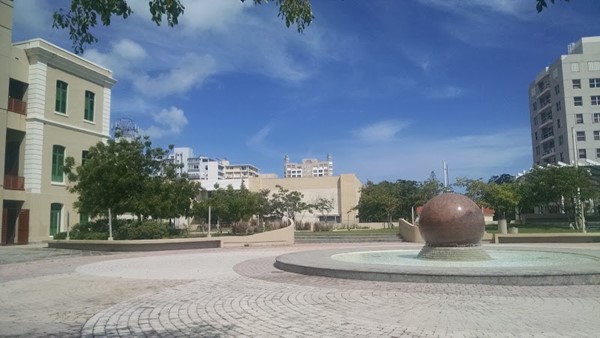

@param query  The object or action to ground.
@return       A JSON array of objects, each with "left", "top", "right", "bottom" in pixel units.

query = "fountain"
[{"left": 275, "top": 193, "right": 600, "bottom": 285}]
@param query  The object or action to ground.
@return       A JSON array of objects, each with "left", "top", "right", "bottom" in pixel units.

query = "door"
[{"left": 17, "top": 209, "right": 29, "bottom": 244}]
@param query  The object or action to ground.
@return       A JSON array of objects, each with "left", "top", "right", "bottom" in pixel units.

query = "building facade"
[
  {"left": 1, "top": 1, "right": 115, "bottom": 244},
  {"left": 284, "top": 154, "right": 333, "bottom": 178},
  {"left": 529, "top": 37, "right": 600, "bottom": 166},
  {"left": 246, "top": 174, "right": 361, "bottom": 224}
]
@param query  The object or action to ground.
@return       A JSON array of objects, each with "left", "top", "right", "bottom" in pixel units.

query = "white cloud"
[
  {"left": 355, "top": 120, "right": 411, "bottom": 143},
  {"left": 141, "top": 106, "right": 188, "bottom": 139},
  {"left": 418, "top": 0, "right": 530, "bottom": 18},
  {"left": 247, "top": 124, "right": 280, "bottom": 157},
  {"left": 132, "top": 53, "right": 218, "bottom": 97}
]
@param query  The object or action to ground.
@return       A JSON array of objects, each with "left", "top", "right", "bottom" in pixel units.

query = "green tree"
[
  {"left": 536, "top": 0, "right": 570, "bottom": 13},
  {"left": 53, "top": 0, "right": 313, "bottom": 54},
  {"left": 356, "top": 179, "right": 420, "bottom": 225},
  {"left": 518, "top": 166, "right": 599, "bottom": 217},
  {"left": 269, "top": 185, "right": 311, "bottom": 224},
  {"left": 312, "top": 197, "right": 334, "bottom": 222},
  {"left": 455, "top": 177, "right": 520, "bottom": 222},
  {"left": 64, "top": 136, "right": 198, "bottom": 220}
]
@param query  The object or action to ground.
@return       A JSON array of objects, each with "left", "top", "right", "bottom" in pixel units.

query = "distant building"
[
  {"left": 168, "top": 147, "right": 260, "bottom": 181},
  {"left": 246, "top": 174, "right": 361, "bottom": 224},
  {"left": 1, "top": 1, "right": 116, "bottom": 244},
  {"left": 529, "top": 36, "right": 600, "bottom": 166},
  {"left": 221, "top": 160, "right": 259, "bottom": 179},
  {"left": 284, "top": 154, "right": 333, "bottom": 178}
]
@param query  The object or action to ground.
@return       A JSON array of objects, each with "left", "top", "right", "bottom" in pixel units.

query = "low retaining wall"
[
  {"left": 398, "top": 219, "right": 424, "bottom": 243},
  {"left": 221, "top": 225, "right": 294, "bottom": 248},
  {"left": 45, "top": 225, "right": 295, "bottom": 251},
  {"left": 493, "top": 233, "right": 600, "bottom": 244}
]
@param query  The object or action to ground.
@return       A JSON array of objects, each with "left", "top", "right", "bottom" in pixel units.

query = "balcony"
[
  {"left": 7, "top": 97, "right": 27, "bottom": 115},
  {"left": 4, "top": 175, "right": 25, "bottom": 190}
]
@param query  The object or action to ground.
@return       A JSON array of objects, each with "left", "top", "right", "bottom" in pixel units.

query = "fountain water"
[{"left": 275, "top": 194, "right": 600, "bottom": 285}]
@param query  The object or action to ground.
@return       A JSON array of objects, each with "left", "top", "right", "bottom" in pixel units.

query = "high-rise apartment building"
[
  {"left": 284, "top": 154, "right": 333, "bottom": 178},
  {"left": 529, "top": 36, "right": 600, "bottom": 166},
  {"left": 1, "top": 0, "right": 115, "bottom": 244}
]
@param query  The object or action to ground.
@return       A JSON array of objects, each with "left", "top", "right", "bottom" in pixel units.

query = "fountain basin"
[{"left": 274, "top": 246, "right": 600, "bottom": 285}]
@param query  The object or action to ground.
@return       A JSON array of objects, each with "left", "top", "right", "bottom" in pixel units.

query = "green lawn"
[
  {"left": 296, "top": 227, "right": 400, "bottom": 235},
  {"left": 485, "top": 223, "right": 595, "bottom": 234},
  {"left": 296, "top": 224, "right": 597, "bottom": 236}
]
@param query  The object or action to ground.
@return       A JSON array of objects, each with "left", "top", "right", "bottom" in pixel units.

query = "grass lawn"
[
  {"left": 485, "top": 223, "right": 596, "bottom": 234},
  {"left": 296, "top": 227, "right": 400, "bottom": 235}
]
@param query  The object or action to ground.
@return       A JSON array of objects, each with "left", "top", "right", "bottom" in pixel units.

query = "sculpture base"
[{"left": 417, "top": 245, "right": 492, "bottom": 261}]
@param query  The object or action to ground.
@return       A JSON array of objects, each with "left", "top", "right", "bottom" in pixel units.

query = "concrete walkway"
[{"left": 1, "top": 242, "right": 599, "bottom": 337}]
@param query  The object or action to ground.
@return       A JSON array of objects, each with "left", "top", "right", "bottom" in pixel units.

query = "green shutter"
[
  {"left": 50, "top": 204, "right": 62, "bottom": 236},
  {"left": 52, "top": 145, "right": 65, "bottom": 182},
  {"left": 55, "top": 81, "right": 67, "bottom": 114},
  {"left": 84, "top": 91, "right": 95, "bottom": 121}
]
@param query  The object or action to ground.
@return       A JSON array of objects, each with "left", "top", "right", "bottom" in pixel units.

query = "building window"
[
  {"left": 55, "top": 80, "right": 68, "bottom": 114},
  {"left": 532, "top": 102, "right": 538, "bottom": 111},
  {"left": 574, "top": 97, "right": 583, "bottom": 106},
  {"left": 84, "top": 91, "right": 95, "bottom": 121},
  {"left": 594, "top": 113, "right": 600, "bottom": 123},
  {"left": 52, "top": 145, "right": 65, "bottom": 182},
  {"left": 589, "top": 61, "right": 600, "bottom": 71},
  {"left": 50, "top": 203, "right": 62, "bottom": 236},
  {"left": 592, "top": 96, "right": 600, "bottom": 106},
  {"left": 597, "top": 149, "right": 600, "bottom": 159},
  {"left": 571, "top": 63, "right": 580, "bottom": 72},
  {"left": 534, "top": 131, "right": 538, "bottom": 140},
  {"left": 535, "top": 146, "right": 540, "bottom": 155},
  {"left": 556, "top": 101, "right": 562, "bottom": 111},
  {"left": 558, "top": 135, "right": 563, "bottom": 145},
  {"left": 534, "top": 116, "right": 538, "bottom": 126},
  {"left": 594, "top": 131, "right": 600, "bottom": 141},
  {"left": 577, "top": 131, "right": 586, "bottom": 141},
  {"left": 554, "top": 85, "right": 560, "bottom": 95},
  {"left": 579, "top": 149, "right": 587, "bottom": 159},
  {"left": 560, "top": 152, "right": 564, "bottom": 162},
  {"left": 590, "top": 78, "right": 600, "bottom": 88},
  {"left": 79, "top": 212, "right": 89, "bottom": 225},
  {"left": 576, "top": 114, "right": 584, "bottom": 124},
  {"left": 557, "top": 119, "right": 561, "bottom": 128},
  {"left": 572, "top": 79, "right": 581, "bottom": 89},
  {"left": 82, "top": 150, "right": 90, "bottom": 166}
]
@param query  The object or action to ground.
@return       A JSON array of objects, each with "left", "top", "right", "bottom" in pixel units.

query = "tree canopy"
[
  {"left": 53, "top": 1, "right": 567, "bottom": 54},
  {"left": 64, "top": 135, "right": 198, "bottom": 220},
  {"left": 53, "top": 0, "right": 313, "bottom": 54},
  {"left": 356, "top": 175, "right": 442, "bottom": 223}
]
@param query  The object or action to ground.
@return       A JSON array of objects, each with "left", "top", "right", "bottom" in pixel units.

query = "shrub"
[
  {"left": 231, "top": 221, "right": 257, "bottom": 235},
  {"left": 314, "top": 222, "right": 332, "bottom": 232},
  {"left": 116, "top": 221, "right": 168, "bottom": 240}
]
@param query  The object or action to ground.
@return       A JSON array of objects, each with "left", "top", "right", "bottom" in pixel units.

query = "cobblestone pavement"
[{"left": 1, "top": 243, "right": 600, "bottom": 337}]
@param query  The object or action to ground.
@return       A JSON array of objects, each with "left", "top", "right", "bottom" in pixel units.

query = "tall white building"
[
  {"left": 284, "top": 154, "right": 333, "bottom": 178},
  {"left": 529, "top": 37, "right": 600, "bottom": 166}
]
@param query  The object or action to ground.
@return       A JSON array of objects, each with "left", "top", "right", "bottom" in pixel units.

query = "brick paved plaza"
[{"left": 1, "top": 242, "right": 599, "bottom": 337}]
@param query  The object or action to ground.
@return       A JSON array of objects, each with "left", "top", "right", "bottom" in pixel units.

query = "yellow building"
[
  {"left": 246, "top": 174, "right": 362, "bottom": 225},
  {"left": 1, "top": 0, "right": 115, "bottom": 244}
]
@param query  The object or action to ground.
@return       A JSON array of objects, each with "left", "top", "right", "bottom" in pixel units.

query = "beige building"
[
  {"left": 284, "top": 154, "right": 333, "bottom": 178},
  {"left": 1, "top": 1, "right": 115, "bottom": 244},
  {"left": 529, "top": 37, "right": 600, "bottom": 166},
  {"left": 246, "top": 174, "right": 362, "bottom": 224}
]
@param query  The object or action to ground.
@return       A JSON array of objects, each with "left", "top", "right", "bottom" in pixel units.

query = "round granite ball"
[{"left": 418, "top": 193, "right": 485, "bottom": 247}]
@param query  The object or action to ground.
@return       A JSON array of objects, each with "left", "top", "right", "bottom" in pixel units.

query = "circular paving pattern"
[{"left": 75, "top": 247, "right": 600, "bottom": 337}]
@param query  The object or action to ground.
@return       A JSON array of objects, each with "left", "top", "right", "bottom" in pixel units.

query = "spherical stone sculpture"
[
  {"left": 417, "top": 193, "right": 490, "bottom": 261},
  {"left": 419, "top": 193, "right": 485, "bottom": 246}
]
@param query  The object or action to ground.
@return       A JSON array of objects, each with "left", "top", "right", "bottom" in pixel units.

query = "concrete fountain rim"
[{"left": 274, "top": 245, "right": 600, "bottom": 285}]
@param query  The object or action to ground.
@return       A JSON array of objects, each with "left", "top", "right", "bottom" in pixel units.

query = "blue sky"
[{"left": 12, "top": 0, "right": 600, "bottom": 183}]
